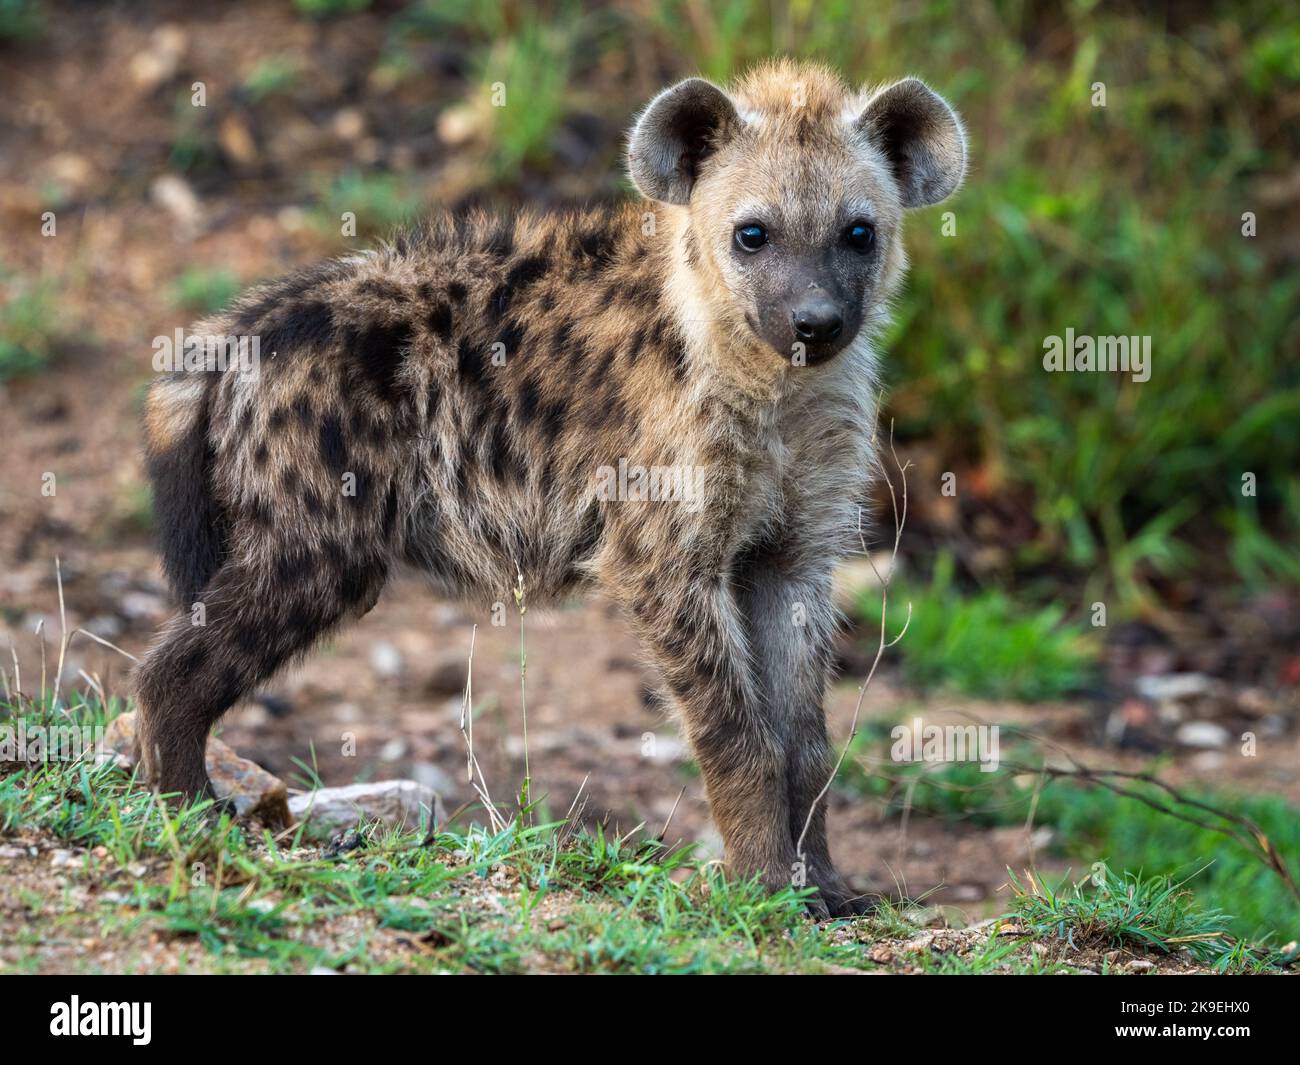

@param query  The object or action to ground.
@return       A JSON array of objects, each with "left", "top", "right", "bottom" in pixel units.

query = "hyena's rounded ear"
[
  {"left": 856, "top": 78, "right": 967, "bottom": 208},
  {"left": 627, "top": 78, "right": 741, "bottom": 205}
]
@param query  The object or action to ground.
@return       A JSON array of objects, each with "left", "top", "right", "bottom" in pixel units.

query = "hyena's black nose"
[{"left": 792, "top": 302, "right": 843, "bottom": 343}]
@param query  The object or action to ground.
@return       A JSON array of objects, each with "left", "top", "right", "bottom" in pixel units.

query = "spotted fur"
[{"left": 136, "top": 61, "right": 966, "bottom": 916}]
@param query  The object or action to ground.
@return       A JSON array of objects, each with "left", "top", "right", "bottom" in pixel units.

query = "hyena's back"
[{"left": 144, "top": 203, "right": 686, "bottom": 617}]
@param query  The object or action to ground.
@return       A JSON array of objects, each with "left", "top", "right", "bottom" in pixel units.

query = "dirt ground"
[{"left": 1, "top": 1, "right": 1297, "bottom": 926}]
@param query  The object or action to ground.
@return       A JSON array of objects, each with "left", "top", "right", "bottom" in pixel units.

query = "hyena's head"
[{"left": 628, "top": 60, "right": 966, "bottom": 365}]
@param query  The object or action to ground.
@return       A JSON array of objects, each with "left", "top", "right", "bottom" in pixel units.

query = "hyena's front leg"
[
  {"left": 735, "top": 551, "right": 869, "bottom": 916},
  {"left": 619, "top": 569, "right": 798, "bottom": 897}
]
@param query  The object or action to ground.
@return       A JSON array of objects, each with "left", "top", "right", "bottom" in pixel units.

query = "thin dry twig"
[{"left": 796, "top": 410, "right": 912, "bottom": 862}]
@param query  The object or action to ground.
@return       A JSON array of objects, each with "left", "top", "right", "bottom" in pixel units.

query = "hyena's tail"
[{"left": 143, "top": 373, "right": 227, "bottom": 605}]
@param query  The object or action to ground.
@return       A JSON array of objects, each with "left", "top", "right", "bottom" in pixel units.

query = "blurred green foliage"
[
  {"left": 859, "top": 552, "right": 1099, "bottom": 700},
  {"left": 0, "top": 0, "right": 42, "bottom": 40},
  {"left": 242, "top": 54, "right": 303, "bottom": 102},
  {"left": 293, "top": 0, "right": 369, "bottom": 17},
  {"left": 0, "top": 274, "right": 57, "bottom": 380},
  {"left": 314, "top": 171, "right": 422, "bottom": 238},
  {"left": 172, "top": 266, "right": 241, "bottom": 314}
]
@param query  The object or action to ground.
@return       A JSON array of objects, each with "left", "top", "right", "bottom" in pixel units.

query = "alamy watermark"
[
  {"left": 0, "top": 721, "right": 104, "bottom": 763},
  {"left": 891, "top": 718, "right": 1000, "bottom": 773},
  {"left": 49, "top": 997, "right": 151, "bottom": 1045},
  {"left": 1042, "top": 328, "right": 1150, "bottom": 383},
  {"left": 595, "top": 459, "right": 706, "bottom": 512},
  {"left": 152, "top": 329, "right": 261, "bottom": 377}
]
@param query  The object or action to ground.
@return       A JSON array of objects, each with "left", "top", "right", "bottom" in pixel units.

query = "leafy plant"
[{"left": 858, "top": 553, "right": 1098, "bottom": 701}]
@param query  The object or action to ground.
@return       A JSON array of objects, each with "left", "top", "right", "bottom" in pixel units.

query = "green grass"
[
  {"left": 0, "top": 276, "right": 58, "bottom": 379},
  {"left": 0, "top": 691, "right": 861, "bottom": 973},
  {"left": 477, "top": 22, "right": 573, "bottom": 178},
  {"left": 293, "top": 0, "right": 369, "bottom": 18},
  {"left": 394, "top": 0, "right": 581, "bottom": 180},
  {"left": 3, "top": 688, "right": 1286, "bottom": 973},
  {"left": 0, "top": 0, "right": 42, "bottom": 40},
  {"left": 1009, "top": 866, "right": 1269, "bottom": 972},
  {"left": 837, "top": 726, "right": 1300, "bottom": 947},
  {"left": 858, "top": 553, "right": 1099, "bottom": 701},
  {"left": 172, "top": 267, "right": 241, "bottom": 314},
  {"left": 168, "top": 89, "right": 219, "bottom": 174},
  {"left": 242, "top": 55, "right": 303, "bottom": 102},
  {"left": 313, "top": 171, "right": 422, "bottom": 240}
]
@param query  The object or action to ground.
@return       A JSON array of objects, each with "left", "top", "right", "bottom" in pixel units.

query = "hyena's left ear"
[
  {"left": 627, "top": 78, "right": 742, "bottom": 205},
  {"left": 856, "top": 78, "right": 967, "bottom": 208}
]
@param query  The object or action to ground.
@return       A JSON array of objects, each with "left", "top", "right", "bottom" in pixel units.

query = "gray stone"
[{"left": 288, "top": 780, "right": 446, "bottom": 839}]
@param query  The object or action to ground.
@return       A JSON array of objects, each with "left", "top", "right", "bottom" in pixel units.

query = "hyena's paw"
[{"left": 808, "top": 867, "right": 875, "bottom": 919}]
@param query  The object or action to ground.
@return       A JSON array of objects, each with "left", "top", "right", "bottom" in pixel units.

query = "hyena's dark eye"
[
  {"left": 844, "top": 221, "right": 876, "bottom": 252},
  {"left": 734, "top": 224, "right": 768, "bottom": 252}
]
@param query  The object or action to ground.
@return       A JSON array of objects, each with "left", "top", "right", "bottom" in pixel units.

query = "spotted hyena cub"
[{"left": 137, "top": 60, "right": 965, "bottom": 916}]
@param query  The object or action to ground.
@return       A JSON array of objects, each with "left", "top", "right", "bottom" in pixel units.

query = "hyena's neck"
[{"left": 655, "top": 205, "right": 799, "bottom": 409}]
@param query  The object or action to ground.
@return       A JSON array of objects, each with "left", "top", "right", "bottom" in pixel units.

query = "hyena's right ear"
[{"left": 627, "top": 78, "right": 741, "bottom": 205}]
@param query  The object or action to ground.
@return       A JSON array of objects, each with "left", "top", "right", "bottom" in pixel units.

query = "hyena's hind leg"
[{"left": 135, "top": 540, "right": 388, "bottom": 800}]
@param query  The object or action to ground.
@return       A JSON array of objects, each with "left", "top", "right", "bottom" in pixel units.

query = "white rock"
[
  {"left": 150, "top": 174, "right": 204, "bottom": 235},
  {"left": 411, "top": 761, "right": 457, "bottom": 795},
  {"left": 1175, "top": 721, "right": 1231, "bottom": 749},
  {"left": 1135, "top": 673, "right": 1213, "bottom": 701},
  {"left": 288, "top": 780, "right": 446, "bottom": 838},
  {"left": 379, "top": 736, "right": 408, "bottom": 762},
  {"left": 369, "top": 640, "right": 404, "bottom": 679}
]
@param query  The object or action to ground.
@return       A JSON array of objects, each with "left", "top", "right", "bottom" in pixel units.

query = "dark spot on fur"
[
  {"left": 497, "top": 320, "right": 525, "bottom": 361},
  {"left": 553, "top": 321, "right": 574, "bottom": 359},
  {"left": 457, "top": 336, "right": 484, "bottom": 387},
  {"left": 682, "top": 229, "right": 699, "bottom": 268},
  {"left": 488, "top": 423, "right": 524, "bottom": 484},
  {"left": 176, "top": 643, "right": 207, "bottom": 680},
  {"left": 356, "top": 279, "right": 409, "bottom": 303},
  {"left": 340, "top": 558, "right": 382, "bottom": 607},
  {"left": 319, "top": 414, "right": 347, "bottom": 474},
  {"left": 505, "top": 254, "right": 550, "bottom": 291},
  {"left": 303, "top": 487, "right": 325, "bottom": 517},
  {"left": 275, "top": 549, "right": 315, "bottom": 584},
  {"left": 626, "top": 326, "right": 646, "bottom": 365},
  {"left": 347, "top": 464, "right": 371, "bottom": 507},
  {"left": 516, "top": 378, "right": 540, "bottom": 424},
  {"left": 260, "top": 300, "right": 336, "bottom": 356},
  {"left": 342, "top": 320, "right": 414, "bottom": 403},
  {"left": 572, "top": 506, "right": 604, "bottom": 563},
  {"left": 380, "top": 480, "right": 399, "bottom": 540},
  {"left": 487, "top": 283, "right": 513, "bottom": 318},
  {"left": 427, "top": 301, "right": 453, "bottom": 342},
  {"left": 249, "top": 496, "right": 273, "bottom": 526},
  {"left": 539, "top": 397, "right": 567, "bottom": 441},
  {"left": 668, "top": 341, "right": 688, "bottom": 382},
  {"left": 576, "top": 227, "right": 617, "bottom": 270}
]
